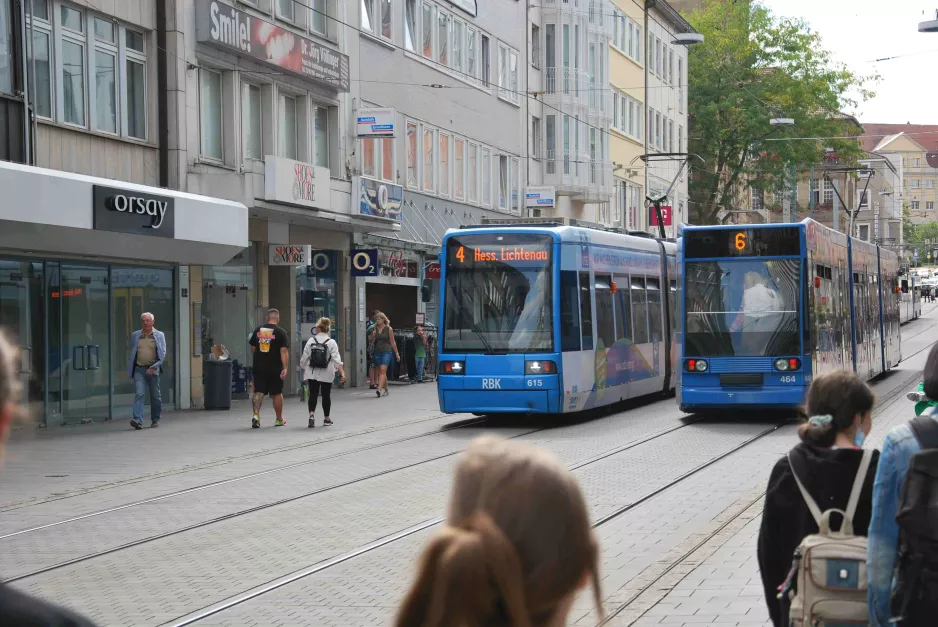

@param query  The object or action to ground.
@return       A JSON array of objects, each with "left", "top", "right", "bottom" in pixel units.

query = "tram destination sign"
[
  {"left": 685, "top": 227, "right": 800, "bottom": 258},
  {"left": 447, "top": 235, "right": 553, "bottom": 268}
]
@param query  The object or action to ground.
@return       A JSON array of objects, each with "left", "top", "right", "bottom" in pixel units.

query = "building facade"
[
  {"left": 0, "top": 0, "right": 249, "bottom": 426},
  {"left": 862, "top": 128, "right": 938, "bottom": 226},
  {"left": 645, "top": 0, "right": 691, "bottom": 237},
  {"left": 608, "top": 0, "right": 645, "bottom": 231}
]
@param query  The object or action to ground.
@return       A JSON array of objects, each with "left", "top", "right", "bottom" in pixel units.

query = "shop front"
[{"left": 0, "top": 161, "right": 248, "bottom": 425}]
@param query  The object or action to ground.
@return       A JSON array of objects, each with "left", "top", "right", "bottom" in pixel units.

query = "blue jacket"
[
  {"left": 867, "top": 410, "right": 938, "bottom": 625},
  {"left": 127, "top": 329, "right": 167, "bottom": 378}
]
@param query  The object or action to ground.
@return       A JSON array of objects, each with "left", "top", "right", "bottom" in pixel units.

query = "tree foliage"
[
  {"left": 906, "top": 220, "right": 938, "bottom": 245},
  {"left": 685, "top": 0, "right": 876, "bottom": 224}
]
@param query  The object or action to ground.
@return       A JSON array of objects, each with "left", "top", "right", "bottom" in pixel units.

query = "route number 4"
[{"left": 456, "top": 246, "right": 465, "bottom": 263}]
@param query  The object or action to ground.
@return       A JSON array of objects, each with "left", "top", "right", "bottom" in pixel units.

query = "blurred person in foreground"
[
  {"left": 395, "top": 435, "right": 602, "bottom": 627},
  {"left": 0, "top": 331, "right": 98, "bottom": 626}
]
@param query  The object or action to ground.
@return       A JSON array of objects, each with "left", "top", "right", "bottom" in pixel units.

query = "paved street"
[{"left": 0, "top": 309, "right": 935, "bottom": 627}]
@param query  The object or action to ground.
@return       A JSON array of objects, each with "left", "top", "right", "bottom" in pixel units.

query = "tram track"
[
  {"left": 2, "top": 408, "right": 703, "bottom": 584},
  {"left": 163, "top": 339, "right": 938, "bottom": 627}
]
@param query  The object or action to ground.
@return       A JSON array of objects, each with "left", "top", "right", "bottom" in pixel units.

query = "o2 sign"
[{"left": 351, "top": 249, "right": 379, "bottom": 277}]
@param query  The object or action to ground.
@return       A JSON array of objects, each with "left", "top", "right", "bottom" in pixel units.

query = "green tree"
[
  {"left": 906, "top": 220, "right": 938, "bottom": 245},
  {"left": 685, "top": 0, "right": 876, "bottom": 225}
]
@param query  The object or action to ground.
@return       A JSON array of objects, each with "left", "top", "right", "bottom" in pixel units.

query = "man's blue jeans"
[
  {"left": 133, "top": 366, "right": 162, "bottom": 423},
  {"left": 414, "top": 357, "right": 425, "bottom": 381}
]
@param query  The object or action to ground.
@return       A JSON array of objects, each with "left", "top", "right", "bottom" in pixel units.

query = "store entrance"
[{"left": 0, "top": 261, "right": 44, "bottom": 416}]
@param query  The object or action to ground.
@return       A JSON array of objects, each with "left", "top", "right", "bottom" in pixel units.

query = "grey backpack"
[{"left": 785, "top": 448, "right": 873, "bottom": 627}]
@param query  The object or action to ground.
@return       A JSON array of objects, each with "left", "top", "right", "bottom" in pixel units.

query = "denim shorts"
[{"left": 374, "top": 351, "right": 394, "bottom": 367}]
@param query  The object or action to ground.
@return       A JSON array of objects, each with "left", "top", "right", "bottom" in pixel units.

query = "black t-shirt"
[
  {"left": 250, "top": 324, "right": 288, "bottom": 372},
  {"left": 0, "top": 584, "right": 98, "bottom": 626}
]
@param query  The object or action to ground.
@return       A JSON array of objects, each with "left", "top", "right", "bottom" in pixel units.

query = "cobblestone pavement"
[{"left": 0, "top": 308, "right": 935, "bottom": 627}]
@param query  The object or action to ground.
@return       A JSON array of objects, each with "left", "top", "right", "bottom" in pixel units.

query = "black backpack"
[
  {"left": 308, "top": 336, "right": 331, "bottom": 369},
  {"left": 890, "top": 414, "right": 938, "bottom": 626}
]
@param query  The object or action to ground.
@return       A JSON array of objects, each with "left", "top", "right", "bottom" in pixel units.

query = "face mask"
[{"left": 854, "top": 428, "right": 866, "bottom": 448}]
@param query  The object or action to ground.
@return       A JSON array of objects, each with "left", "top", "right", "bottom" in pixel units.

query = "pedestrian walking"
[
  {"left": 368, "top": 312, "right": 399, "bottom": 397},
  {"left": 410, "top": 325, "right": 427, "bottom": 383},
  {"left": 757, "top": 370, "right": 878, "bottom": 627},
  {"left": 868, "top": 344, "right": 938, "bottom": 627},
  {"left": 300, "top": 317, "right": 346, "bottom": 428},
  {"left": 127, "top": 312, "right": 167, "bottom": 430},
  {"left": 249, "top": 308, "right": 289, "bottom": 428},
  {"left": 0, "top": 330, "right": 99, "bottom": 625},
  {"left": 395, "top": 435, "right": 602, "bottom": 627}
]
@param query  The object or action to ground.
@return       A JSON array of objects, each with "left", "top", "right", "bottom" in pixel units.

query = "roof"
[
  {"left": 859, "top": 123, "right": 938, "bottom": 152},
  {"left": 652, "top": 0, "right": 697, "bottom": 34}
]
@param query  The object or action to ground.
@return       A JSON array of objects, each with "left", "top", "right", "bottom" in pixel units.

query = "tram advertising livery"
[
  {"left": 438, "top": 224, "right": 677, "bottom": 415},
  {"left": 678, "top": 219, "right": 901, "bottom": 413}
]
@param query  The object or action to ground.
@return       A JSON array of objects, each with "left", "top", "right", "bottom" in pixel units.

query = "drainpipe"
[
  {"left": 18, "top": 0, "right": 31, "bottom": 164},
  {"left": 156, "top": 0, "right": 169, "bottom": 187}
]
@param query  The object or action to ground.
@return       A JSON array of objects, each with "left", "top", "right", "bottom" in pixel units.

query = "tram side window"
[
  {"left": 559, "top": 271, "right": 581, "bottom": 352},
  {"left": 579, "top": 272, "right": 594, "bottom": 350},
  {"left": 631, "top": 277, "right": 649, "bottom": 344},
  {"left": 595, "top": 275, "right": 616, "bottom": 349},
  {"left": 646, "top": 278, "right": 663, "bottom": 340},
  {"left": 615, "top": 275, "right": 632, "bottom": 342}
]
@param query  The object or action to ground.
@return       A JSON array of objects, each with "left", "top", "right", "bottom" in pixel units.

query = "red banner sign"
[
  {"left": 425, "top": 262, "right": 441, "bottom": 279},
  {"left": 649, "top": 205, "right": 673, "bottom": 227}
]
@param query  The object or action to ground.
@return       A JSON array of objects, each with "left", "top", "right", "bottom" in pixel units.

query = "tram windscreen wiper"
[{"left": 460, "top": 285, "right": 504, "bottom": 354}]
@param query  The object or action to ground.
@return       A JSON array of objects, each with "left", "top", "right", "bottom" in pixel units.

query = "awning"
[{"left": 0, "top": 161, "right": 248, "bottom": 265}]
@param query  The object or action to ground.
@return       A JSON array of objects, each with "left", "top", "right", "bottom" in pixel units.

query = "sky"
[{"left": 759, "top": 0, "right": 938, "bottom": 124}]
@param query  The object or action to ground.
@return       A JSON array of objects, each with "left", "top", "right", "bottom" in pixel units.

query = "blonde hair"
[
  {"left": 396, "top": 436, "right": 602, "bottom": 627},
  {"left": 376, "top": 312, "right": 390, "bottom": 326},
  {"left": 316, "top": 317, "right": 332, "bottom": 334}
]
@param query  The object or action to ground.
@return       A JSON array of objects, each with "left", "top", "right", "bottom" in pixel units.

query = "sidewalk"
[{"left": 0, "top": 382, "right": 444, "bottom": 510}]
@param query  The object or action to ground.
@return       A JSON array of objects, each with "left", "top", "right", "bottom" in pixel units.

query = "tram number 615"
[
  {"left": 735, "top": 232, "right": 747, "bottom": 251},
  {"left": 527, "top": 379, "right": 543, "bottom": 387}
]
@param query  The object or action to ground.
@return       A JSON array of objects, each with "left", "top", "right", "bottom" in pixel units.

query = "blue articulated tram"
[
  {"left": 437, "top": 220, "right": 678, "bottom": 415},
  {"left": 678, "top": 219, "right": 901, "bottom": 413}
]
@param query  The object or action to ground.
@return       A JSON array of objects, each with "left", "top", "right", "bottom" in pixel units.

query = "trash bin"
[{"left": 205, "top": 360, "right": 233, "bottom": 410}]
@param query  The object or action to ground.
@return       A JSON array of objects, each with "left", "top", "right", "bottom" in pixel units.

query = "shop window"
[
  {"left": 200, "top": 69, "right": 223, "bottom": 161},
  {"left": 201, "top": 246, "right": 257, "bottom": 387}
]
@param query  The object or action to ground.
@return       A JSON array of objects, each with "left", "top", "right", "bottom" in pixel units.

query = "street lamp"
[{"left": 672, "top": 33, "right": 704, "bottom": 45}]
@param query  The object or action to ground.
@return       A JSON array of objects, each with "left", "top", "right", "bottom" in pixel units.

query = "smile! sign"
[{"left": 93, "top": 185, "right": 176, "bottom": 238}]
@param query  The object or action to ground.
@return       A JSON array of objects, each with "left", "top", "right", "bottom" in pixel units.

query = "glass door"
[
  {"left": 59, "top": 265, "right": 111, "bottom": 423},
  {"left": 0, "top": 261, "right": 44, "bottom": 422}
]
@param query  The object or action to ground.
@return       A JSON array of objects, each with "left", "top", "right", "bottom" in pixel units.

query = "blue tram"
[
  {"left": 678, "top": 219, "right": 901, "bottom": 412},
  {"left": 437, "top": 221, "right": 677, "bottom": 415}
]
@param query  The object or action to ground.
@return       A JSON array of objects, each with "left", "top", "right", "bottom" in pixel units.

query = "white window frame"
[
  {"left": 497, "top": 42, "right": 520, "bottom": 104},
  {"left": 510, "top": 156, "right": 521, "bottom": 215},
  {"left": 58, "top": 3, "right": 87, "bottom": 128},
  {"left": 123, "top": 27, "right": 147, "bottom": 140},
  {"left": 454, "top": 136, "right": 465, "bottom": 200},
  {"left": 927, "top": 179, "right": 935, "bottom": 188},
  {"left": 532, "top": 116, "right": 541, "bottom": 160},
  {"left": 278, "top": 91, "right": 300, "bottom": 160},
  {"left": 928, "top": 201, "right": 935, "bottom": 211},
  {"left": 678, "top": 57, "right": 683, "bottom": 113},
  {"left": 912, "top": 179, "right": 921, "bottom": 188},
  {"left": 531, "top": 24, "right": 540, "bottom": 69},
  {"left": 439, "top": 130, "right": 451, "bottom": 197},
  {"left": 497, "top": 153, "right": 509, "bottom": 212},
  {"left": 404, "top": 0, "right": 417, "bottom": 51},
  {"left": 423, "top": 124, "right": 436, "bottom": 193},
  {"left": 92, "top": 17, "right": 119, "bottom": 137},
  {"left": 911, "top": 200, "right": 920, "bottom": 211},
  {"left": 405, "top": 119, "right": 419, "bottom": 189},
  {"left": 312, "top": 104, "right": 330, "bottom": 169},
  {"left": 241, "top": 81, "right": 263, "bottom": 162},
  {"left": 310, "top": 0, "right": 329, "bottom": 37},
  {"left": 277, "top": 0, "right": 299, "bottom": 25},
  {"left": 467, "top": 141, "right": 479, "bottom": 204},
  {"left": 481, "top": 146, "right": 492, "bottom": 207},
  {"left": 199, "top": 68, "right": 224, "bottom": 162},
  {"left": 26, "top": 6, "right": 54, "bottom": 120}
]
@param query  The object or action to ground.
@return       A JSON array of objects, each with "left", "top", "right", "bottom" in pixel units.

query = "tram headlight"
[
  {"left": 525, "top": 360, "right": 557, "bottom": 374},
  {"left": 774, "top": 358, "right": 801, "bottom": 371},
  {"left": 441, "top": 361, "right": 466, "bottom": 374}
]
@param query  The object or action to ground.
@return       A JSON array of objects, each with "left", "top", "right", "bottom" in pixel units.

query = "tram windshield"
[
  {"left": 684, "top": 259, "right": 801, "bottom": 357},
  {"left": 443, "top": 233, "right": 553, "bottom": 353}
]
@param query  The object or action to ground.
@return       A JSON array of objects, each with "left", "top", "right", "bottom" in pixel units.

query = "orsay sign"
[{"left": 92, "top": 185, "right": 176, "bottom": 238}]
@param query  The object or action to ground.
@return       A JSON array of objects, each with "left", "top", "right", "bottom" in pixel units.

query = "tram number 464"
[{"left": 780, "top": 375, "right": 797, "bottom": 384}]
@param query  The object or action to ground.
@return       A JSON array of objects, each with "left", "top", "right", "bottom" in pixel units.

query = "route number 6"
[{"left": 735, "top": 232, "right": 747, "bottom": 251}]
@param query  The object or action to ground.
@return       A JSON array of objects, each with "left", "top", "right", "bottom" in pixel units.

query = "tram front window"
[
  {"left": 685, "top": 259, "right": 800, "bottom": 357},
  {"left": 443, "top": 234, "right": 553, "bottom": 353}
]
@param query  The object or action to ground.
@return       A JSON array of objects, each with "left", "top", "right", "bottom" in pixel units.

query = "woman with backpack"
[
  {"left": 300, "top": 317, "right": 346, "bottom": 428},
  {"left": 757, "top": 370, "right": 879, "bottom": 627},
  {"left": 395, "top": 435, "right": 603, "bottom": 627}
]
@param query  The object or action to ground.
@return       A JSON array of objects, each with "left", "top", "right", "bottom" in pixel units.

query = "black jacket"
[
  {"left": 0, "top": 584, "right": 98, "bottom": 626},
  {"left": 756, "top": 443, "right": 879, "bottom": 627}
]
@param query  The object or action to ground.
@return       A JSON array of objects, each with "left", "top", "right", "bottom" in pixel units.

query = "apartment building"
[
  {"left": 535, "top": 0, "right": 613, "bottom": 223},
  {"left": 645, "top": 0, "right": 692, "bottom": 237},
  {"left": 861, "top": 125, "right": 938, "bottom": 226},
  {"left": 608, "top": 0, "right": 645, "bottom": 231},
  {"left": 0, "top": 0, "right": 248, "bottom": 426},
  {"left": 854, "top": 151, "right": 903, "bottom": 246}
]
